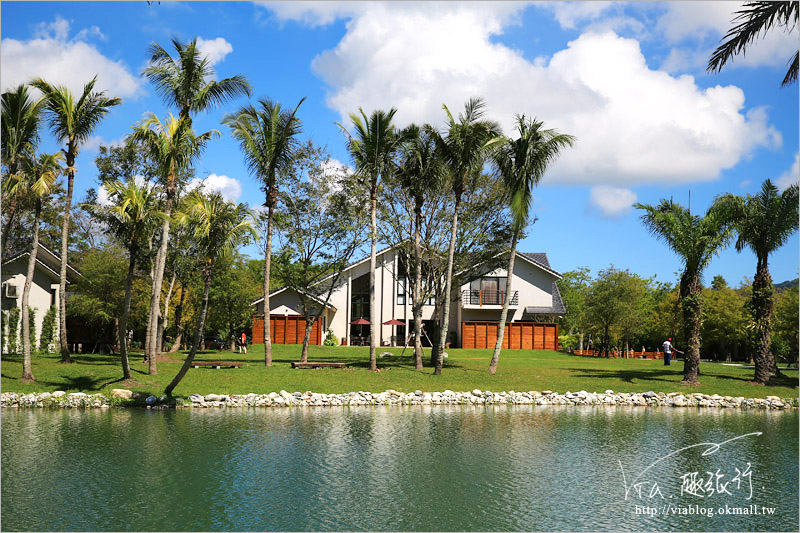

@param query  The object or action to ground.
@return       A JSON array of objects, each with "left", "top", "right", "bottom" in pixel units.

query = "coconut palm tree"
[
  {"left": 338, "top": 108, "right": 402, "bottom": 371},
  {"left": 143, "top": 37, "right": 252, "bottom": 124},
  {"left": 164, "top": 192, "right": 256, "bottom": 396},
  {"left": 707, "top": 1, "right": 798, "bottom": 87},
  {"left": 429, "top": 98, "right": 503, "bottom": 375},
  {"left": 223, "top": 97, "right": 305, "bottom": 367},
  {"left": 16, "top": 152, "right": 63, "bottom": 381},
  {"left": 715, "top": 180, "right": 799, "bottom": 383},
  {"left": 635, "top": 200, "right": 733, "bottom": 385},
  {"left": 30, "top": 77, "right": 122, "bottom": 364},
  {"left": 1, "top": 85, "right": 43, "bottom": 254},
  {"left": 89, "top": 177, "right": 164, "bottom": 380},
  {"left": 488, "top": 116, "right": 575, "bottom": 374},
  {"left": 395, "top": 124, "right": 445, "bottom": 370},
  {"left": 129, "top": 113, "right": 219, "bottom": 374}
]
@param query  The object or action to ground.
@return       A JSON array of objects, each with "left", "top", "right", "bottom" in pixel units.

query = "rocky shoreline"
[{"left": 1, "top": 389, "right": 797, "bottom": 410}]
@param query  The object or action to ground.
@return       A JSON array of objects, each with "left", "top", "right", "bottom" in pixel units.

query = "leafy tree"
[
  {"left": 206, "top": 253, "right": 256, "bottom": 348},
  {"left": 338, "top": 108, "right": 402, "bottom": 372},
  {"left": 30, "top": 76, "right": 122, "bottom": 363},
  {"left": 636, "top": 199, "right": 733, "bottom": 384},
  {"left": 6, "top": 307, "right": 20, "bottom": 354},
  {"left": 772, "top": 285, "right": 799, "bottom": 367},
  {"left": 585, "top": 267, "right": 647, "bottom": 356},
  {"left": 702, "top": 279, "right": 748, "bottom": 361},
  {"left": 557, "top": 267, "right": 592, "bottom": 350},
  {"left": 428, "top": 98, "right": 503, "bottom": 374},
  {"left": 164, "top": 192, "right": 256, "bottom": 395},
  {"left": 224, "top": 97, "right": 305, "bottom": 366},
  {"left": 707, "top": 1, "right": 798, "bottom": 87},
  {"left": 489, "top": 116, "right": 574, "bottom": 374},
  {"left": 38, "top": 306, "right": 57, "bottom": 353}
]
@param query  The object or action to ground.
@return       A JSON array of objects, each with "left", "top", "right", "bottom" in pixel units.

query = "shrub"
[
  {"left": 27, "top": 307, "right": 37, "bottom": 351},
  {"left": 38, "top": 306, "right": 58, "bottom": 353},
  {"left": 324, "top": 328, "right": 338, "bottom": 346},
  {"left": 6, "top": 307, "right": 20, "bottom": 354}
]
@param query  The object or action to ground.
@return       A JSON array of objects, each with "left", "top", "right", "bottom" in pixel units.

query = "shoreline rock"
[{"left": 0, "top": 389, "right": 797, "bottom": 410}]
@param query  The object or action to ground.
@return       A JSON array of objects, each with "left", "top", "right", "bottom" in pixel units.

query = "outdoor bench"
[
  {"left": 291, "top": 362, "right": 346, "bottom": 369},
  {"left": 190, "top": 361, "right": 243, "bottom": 369}
]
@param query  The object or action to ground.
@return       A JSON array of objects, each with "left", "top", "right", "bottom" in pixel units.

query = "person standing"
[
  {"left": 240, "top": 331, "right": 247, "bottom": 354},
  {"left": 662, "top": 338, "right": 673, "bottom": 366}
]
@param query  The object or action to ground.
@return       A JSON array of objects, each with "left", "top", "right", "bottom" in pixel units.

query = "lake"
[{"left": 1, "top": 406, "right": 797, "bottom": 531}]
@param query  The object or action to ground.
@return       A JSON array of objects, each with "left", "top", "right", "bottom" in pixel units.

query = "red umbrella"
[
  {"left": 350, "top": 318, "right": 371, "bottom": 325},
  {"left": 383, "top": 319, "right": 405, "bottom": 325}
]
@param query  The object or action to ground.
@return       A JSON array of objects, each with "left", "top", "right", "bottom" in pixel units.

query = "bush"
[
  {"left": 324, "top": 328, "right": 338, "bottom": 346},
  {"left": 27, "top": 307, "right": 37, "bottom": 351},
  {"left": 6, "top": 307, "right": 21, "bottom": 354},
  {"left": 38, "top": 306, "right": 58, "bottom": 353}
]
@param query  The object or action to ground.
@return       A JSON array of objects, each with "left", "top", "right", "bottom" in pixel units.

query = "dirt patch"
[{"left": 138, "top": 353, "right": 182, "bottom": 364}]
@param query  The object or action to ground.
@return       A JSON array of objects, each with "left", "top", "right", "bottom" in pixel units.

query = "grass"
[{"left": 1, "top": 345, "right": 797, "bottom": 399}]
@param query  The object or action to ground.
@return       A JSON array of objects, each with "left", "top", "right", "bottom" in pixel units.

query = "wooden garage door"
[
  {"left": 252, "top": 315, "right": 321, "bottom": 345},
  {"left": 461, "top": 321, "right": 558, "bottom": 350}
]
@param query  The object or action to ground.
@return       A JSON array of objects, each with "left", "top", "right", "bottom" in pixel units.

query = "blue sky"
[{"left": 2, "top": 1, "right": 798, "bottom": 286}]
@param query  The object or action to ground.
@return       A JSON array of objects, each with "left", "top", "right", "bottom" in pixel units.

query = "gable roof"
[
  {"left": 2, "top": 243, "right": 83, "bottom": 283},
  {"left": 516, "top": 252, "right": 562, "bottom": 279},
  {"left": 524, "top": 281, "right": 567, "bottom": 316},
  {"left": 251, "top": 286, "right": 338, "bottom": 311}
]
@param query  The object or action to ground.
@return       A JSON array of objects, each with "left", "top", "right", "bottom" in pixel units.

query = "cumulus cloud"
[
  {"left": 775, "top": 153, "right": 799, "bottom": 190},
  {"left": 259, "top": 1, "right": 368, "bottom": 27},
  {"left": 188, "top": 173, "right": 243, "bottom": 202},
  {"left": 589, "top": 186, "right": 637, "bottom": 218},
  {"left": 97, "top": 175, "right": 149, "bottom": 206},
  {"left": 299, "top": 2, "right": 779, "bottom": 185},
  {"left": 535, "top": 1, "right": 619, "bottom": 30},
  {"left": 196, "top": 37, "right": 233, "bottom": 65},
  {"left": 1, "top": 16, "right": 143, "bottom": 98}
]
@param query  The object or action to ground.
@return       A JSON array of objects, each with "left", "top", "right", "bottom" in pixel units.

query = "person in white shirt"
[{"left": 662, "top": 338, "right": 674, "bottom": 366}]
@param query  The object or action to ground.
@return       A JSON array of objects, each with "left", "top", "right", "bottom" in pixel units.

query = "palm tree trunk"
[
  {"left": 58, "top": 147, "right": 75, "bottom": 363},
  {"left": 118, "top": 245, "right": 137, "bottom": 380},
  {"left": 263, "top": 189, "right": 275, "bottom": 366},
  {"left": 413, "top": 202, "right": 423, "bottom": 371},
  {"left": 1, "top": 195, "right": 19, "bottom": 255},
  {"left": 436, "top": 191, "right": 461, "bottom": 375},
  {"left": 169, "top": 281, "right": 186, "bottom": 353},
  {"left": 165, "top": 264, "right": 213, "bottom": 396},
  {"left": 680, "top": 273, "right": 703, "bottom": 385},
  {"left": 158, "top": 271, "right": 176, "bottom": 352},
  {"left": 21, "top": 199, "right": 42, "bottom": 381},
  {"left": 751, "top": 255, "right": 776, "bottom": 384},
  {"left": 489, "top": 231, "right": 518, "bottom": 374},
  {"left": 146, "top": 184, "right": 175, "bottom": 373},
  {"left": 369, "top": 189, "right": 378, "bottom": 371}
]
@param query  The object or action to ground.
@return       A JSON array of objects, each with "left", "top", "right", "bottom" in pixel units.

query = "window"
[
  {"left": 397, "top": 277, "right": 406, "bottom": 305},
  {"left": 50, "top": 288, "right": 57, "bottom": 307}
]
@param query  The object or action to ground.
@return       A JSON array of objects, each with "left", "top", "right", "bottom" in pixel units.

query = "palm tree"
[
  {"left": 164, "top": 192, "right": 256, "bottom": 396},
  {"left": 635, "top": 200, "right": 733, "bottom": 384},
  {"left": 129, "top": 113, "right": 218, "bottom": 374},
  {"left": 143, "top": 37, "right": 252, "bottom": 124},
  {"left": 715, "top": 180, "right": 799, "bottom": 383},
  {"left": 30, "top": 77, "right": 122, "bottom": 364},
  {"left": 1, "top": 85, "right": 43, "bottom": 253},
  {"left": 429, "top": 98, "right": 503, "bottom": 375},
  {"left": 338, "top": 108, "right": 401, "bottom": 371},
  {"left": 395, "top": 124, "right": 445, "bottom": 370},
  {"left": 707, "top": 1, "right": 798, "bottom": 87},
  {"left": 16, "top": 152, "right": 63, "bottom": 381},
  {"left": 89, "top": 177, "right": 163, "bottom": 380},
  {"left": 488, "top": 116, "right": 575, "bottom": 374},
  {"left": 223, "top": 97, "right": 305, "bottom": 366}
]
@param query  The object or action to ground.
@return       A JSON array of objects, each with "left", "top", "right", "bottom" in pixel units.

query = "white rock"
[
  {"left": 110, "top": 389, "right": 133, "bottom": 399},
  {"left": 52, "top": 391, "right": 66, "bottom": 398}
]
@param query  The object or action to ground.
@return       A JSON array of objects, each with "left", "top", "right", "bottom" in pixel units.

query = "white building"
[{"left": 252, "top": 244, "right": 565, "bottom": 350}]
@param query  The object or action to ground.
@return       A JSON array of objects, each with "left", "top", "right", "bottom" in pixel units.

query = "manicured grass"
[{"left": 1, "top": 345, "right": 797, "bottom": 398}]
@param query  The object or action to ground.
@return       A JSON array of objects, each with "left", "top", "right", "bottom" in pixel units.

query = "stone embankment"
[{"left": 1, "top": 389, "right": 796, "bottom": 409}]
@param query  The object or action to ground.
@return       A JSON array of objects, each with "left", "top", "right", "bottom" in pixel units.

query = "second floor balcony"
[{"left": 462, "top": 289, "right": 519, "bottom": 308}]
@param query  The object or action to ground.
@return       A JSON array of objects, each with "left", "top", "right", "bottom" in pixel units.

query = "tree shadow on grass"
[{"left": 568, "top": 366, "right": 798, "bottom": 388}]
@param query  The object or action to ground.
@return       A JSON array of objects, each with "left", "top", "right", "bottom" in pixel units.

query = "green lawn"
[{"left": 1, "top": 345, "right": 797, "bottom": 399}]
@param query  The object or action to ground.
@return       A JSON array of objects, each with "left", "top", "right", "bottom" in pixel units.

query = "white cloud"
[
  {"left": 656, "top": 1, "right": 741, "bottom": 43},
  {"left": 82, "top": 135, "right": 126, "bottom": 153},
  {"left": 258, "top": 1, "right": 367, "bottom": 27},
  {"left": 196, "top": 37, "right": 233, "bottom": 65},
  {"left": 589, "top": 186, "right": 637, "bottom": 218},
  {"left": 776, "top": 153, "right": 799, "bottom": 190},
  {"left": 304, "top": 2, "right": 778, "bottom": 186},
  {"left": 1, "top": 16, "right": 143, "bottom": 98},
  {"left": 187, "top": 173, "right": 243, "bottom": 202},
  {"left": 536, "top": 1, "right": 618, "bottom": 30},
  {"left": 97, "top": 175, "right": 149, "bottom": 206}
]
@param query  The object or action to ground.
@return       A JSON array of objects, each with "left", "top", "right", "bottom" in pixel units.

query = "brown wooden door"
[
  {"left": 251, "top": 315, "right": 322, "bottom": 345},
  {"left": 461, "top": 321, "right": 559, "bottom": 351}
]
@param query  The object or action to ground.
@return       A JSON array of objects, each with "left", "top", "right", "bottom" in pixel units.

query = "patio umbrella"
[
  {"left": 383, "top": 318, "right": 405, "bottom": 347},
  {"left": 350, "top": 317, "right": 370, "bottom": 344}
]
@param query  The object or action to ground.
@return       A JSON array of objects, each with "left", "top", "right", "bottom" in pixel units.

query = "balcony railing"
[{"left": 462, "top": 289, "right": 519, "bottom": 306}]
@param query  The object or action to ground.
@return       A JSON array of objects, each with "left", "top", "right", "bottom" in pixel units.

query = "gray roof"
[{"left": 524, "top": 281, "right": 567, "bottom": 316}]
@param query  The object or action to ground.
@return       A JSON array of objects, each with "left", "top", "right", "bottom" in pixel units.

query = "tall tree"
[
  {"left": 707, "top": 1, "right": 798, "bottom": 87},
  {"left": 17, "top": 152, "right": 62, "bottom": 380},
  {"left": 129, "top": 113, "right": 218, "bottom": 373},
  {"left": 715, "top": 180, "right": 799, "bottom": 383},
  {"left": 429, "top": 98, "right": 503, "bottom": 374},
  {"left": 164, "top": 192, "right": 256, "bottom": 396},
  {"left": 488, "top": 116, "right": 575, "bottom": 374},
  {"left": 1, "top": 85, "right": 43, "bottom": 253},
  {"left": 224, "top": 97, "right": 305, "bottom": 366},
  {"left": 30, "top": 77, "right": 122, "bottom": 363},
  {"left": 635, "top": 199, "right": 733, "bottom": 384},
  {"left": 338, "top": 108, "right": 401, "bottom": 371}
]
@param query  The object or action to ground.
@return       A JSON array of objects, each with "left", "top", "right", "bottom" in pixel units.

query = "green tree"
[
  {"left": 585, "top": 267, "right": 647, "bottom": 356},
  {"left": 428, "top": 98, "right": 503, "bottom": 375},
  {"left": 206, "top": 254, "right": 256, "bottom": 348},
  {"left": 164, "top": 192, "right": 256, "bottom": 396},
  {"left": 224, "top": 97, "right": 305, "bottom": 366},
  {"left": 30, "top": 76, "right": 122, "bottom": 364},
  {"left": 773, "top": 285, "right": 799, "bottom": 367},
  {"left": 489, "top": 116, "right": 575, "bottom": 373},
  {"left": 38, "top": 306, "right": 57, "bottom": 353},
  {"left": 716, "top": 180, "right": 799, "bottom": 382},
  {"left": 702, "top": 279, "right": 748, "bottom": 361},
  {"left": 338, "top": 108, "right": 402, "bottom": 372},
  {"left": 6, "top": 307, "right": 20, "bottom": 354},
  {"left": 557, "top": 267, "right": 592, "bottom": 350},
  {"left": 635, "top": 199, "right": 733, "bottom": 384},
  {"left": 707, "top": 1, "right": 798, "bottom": 87}
]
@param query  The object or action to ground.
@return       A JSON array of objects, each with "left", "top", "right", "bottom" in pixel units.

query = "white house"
[
  {"left": 1, "top": 243, "right": 81, "bottom": 351},
  {"left": 252, "top": 244, "right": 565, "bottom": 350}
]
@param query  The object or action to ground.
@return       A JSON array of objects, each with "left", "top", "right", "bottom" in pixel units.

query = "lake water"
[{"left": 1, "top": 406, "right": 797, "bottom": 531}]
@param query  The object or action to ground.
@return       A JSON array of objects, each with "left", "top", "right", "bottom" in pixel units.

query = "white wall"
[{"left": 1, "top": 257, "right": 59, "bottom": 352}]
